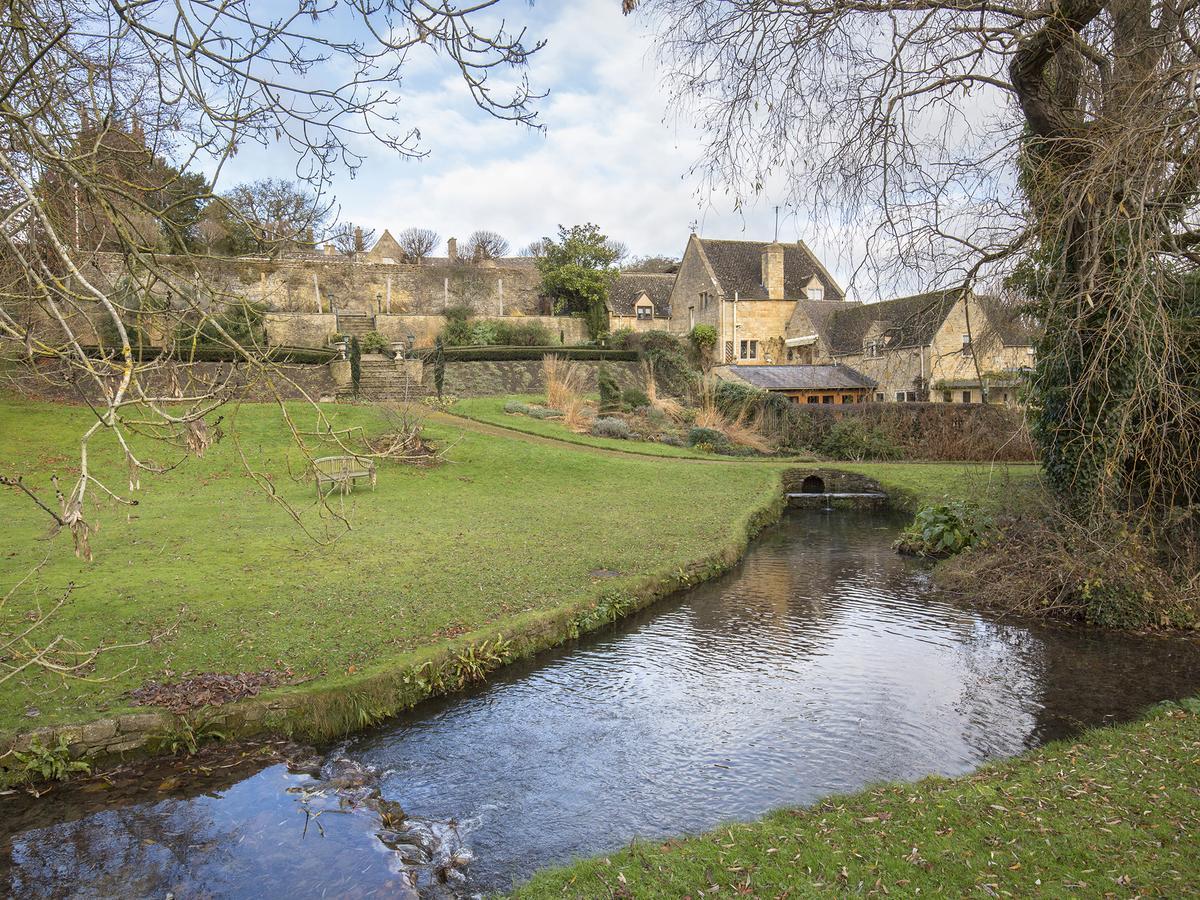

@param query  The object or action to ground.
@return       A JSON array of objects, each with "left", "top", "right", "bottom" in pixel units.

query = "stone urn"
[
  {"left": 332, "top": 339, "right": 349, "bottom": 359},
  {"left": 389, "top": 340, "right": 407, "bottom": 359}
]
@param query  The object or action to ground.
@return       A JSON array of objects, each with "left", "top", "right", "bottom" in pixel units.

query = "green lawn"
[
  {"left": 513, "top": 699, "right": 1200, "bottom": 897},
  {"left": 0, "top": 398, "right": 782, "bottom": 734},
  {"left": 0, "top": 397, "right": 1041, "bottom": 739},
  {"left": 450, "top": 395, "right": 716, "bottom": 459}
]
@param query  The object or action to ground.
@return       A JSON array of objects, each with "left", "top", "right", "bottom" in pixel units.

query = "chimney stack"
[
  {"left": 353, "top": 226, "right": 364, "bottom": 253},
  {"left": 761, "top": 242, "right": 785, "bottom": 300},
  {"left": 447, "top": 237, "right": 458, "bottom": 263}
]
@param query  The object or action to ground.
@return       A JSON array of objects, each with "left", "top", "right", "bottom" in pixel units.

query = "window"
[
  {"left": 688, "top": 306, "right": 695, "bottom": 329},
  {"left": 895, "top": 391, "right": 906, "bottom": 402},
  {"left": 700, "top": 290, "right": 711, "bottom": 311},
  {"left": 864, "top": 340, "right": 878, "bottom": 358},
  {"left": 962, "top": 390, "right": 972, "bottom": 403},
  {"left": 942, "top": 390, "right": 952, "bottom": 403},
  {"left": 807, "top": 396, "right": 820, "bottom": 404},
  {"left": 822, "top": 395, "right": 834, "bottom": 404},
  {"left": 908, "top": 391, "right": 918, "bottom": 402},
  {"left": 786, "top": 348, "right": 794, "bottom": 361},
  {"left": 875, "top": 392, "right": 885, "bottom": 402},
  {"left": 636, "top": 305, "right": 653, "bottom": 320},
  {"left": 807, "top": 283, "right": 824, "bottom": 301},
  {"left": 962, "top": 333, "right": 973, "bottom": 357},
  {"left": 841, "top": 395, "right": 854, "bottom": 404},
  {"left": 739, "top": 339, "right": 758, "bottom": 360}
]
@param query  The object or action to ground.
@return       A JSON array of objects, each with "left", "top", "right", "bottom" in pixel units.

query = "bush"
[
  {"left": 504, "top": 400, "right": 531, "bottom": 414},
  {"left": 818, "top": 418, "right": 901, "bottom": 461},
  {"left": 895, "top": 502, "right": 992, "bottom": 557},
  {"left": 528, "top": 407, "right": 562, "bottom": 419},
  {"left": 592, "top": 416, "right": 632, "bottom": 439},
  {"left": 493, "top": 320, "right": 553, "bottom": 346},
  {"left": 622, "top": 387, "right": 650, "bottom": 409},
  {"left": 687, "top": 426, "right": 726, "bottom": 448},
  {"left": 658, "top": 434, "right": 685, "bottom": 447},
  {"left": 689, "top": 323, "right": 718, "bottom": 356},
  {"left": 442, "top": 304, "right": 474, "bottom": 346},
  {"left": 174, "top": 302, "right": 267, "bottom": 353},
  {"left": 422, "top": 346, "right": 639, "bottom": 362},
  {"left": 468, "top": 320, "right": 499, "bottom": 346},
  {"left": 360, "top": 330, "right": 388, "bottom": 354},
  {"left": 597, "top": 365, "right": 622, "bottom": 414}
]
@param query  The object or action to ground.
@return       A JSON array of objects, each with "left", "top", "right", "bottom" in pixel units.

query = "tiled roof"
[
  {"left": 698, "top": 239, "right": 845, "bottom": 301},
  {"left": 796, "top": 290, "right": 963, "bottom": 354},
  {"left": 609, "top": 273, "right": 674, "bottom": 317},
  {"left": 726, "top": 364, "right": 876, "bottom": 391},
  {"left": 980, "top": 296, "right": 1038, "bottom": 346}
]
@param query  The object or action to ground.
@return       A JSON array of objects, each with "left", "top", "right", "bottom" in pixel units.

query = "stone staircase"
[
  {"left": 336, "top": 357, "right": 428, "bottom": 402},
  {"left": 335, "top": 311, "right": 376, "bottom": 340}
]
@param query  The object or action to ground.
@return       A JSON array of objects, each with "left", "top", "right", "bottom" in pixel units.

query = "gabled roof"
[
  {"left": 725, "top": 364, "right": 876, "bottom": 391},
  {"left": 980, "top": 296, "right": 1038, "bottom": 346},
  {"left": 696, "top": 238, "right": 845, "bottom": 301},
  {"left": 610, "top": 273, "right": 674, "bottom": 316},
  {"left": 796, "top": 289, "right": 963, "bottom": 354},
  {"left": 364, "top": 229, "right": 405, "bottom": 261}
]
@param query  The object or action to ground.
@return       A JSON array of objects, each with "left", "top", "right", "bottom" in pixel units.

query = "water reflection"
[{"left": 2, "top": 511, "right": 1198, "bottom": 898}]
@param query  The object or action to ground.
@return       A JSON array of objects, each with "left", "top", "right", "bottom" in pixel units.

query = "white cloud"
[{"left": 224, "top": 0, "right": 869, "bottom": 290}]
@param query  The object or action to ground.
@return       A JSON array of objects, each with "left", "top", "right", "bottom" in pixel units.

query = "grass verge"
[
  {"left": 512, "top": 698, "right": 1200, "bottom": 897},
  {"left": 0, "top": 398, "right": 782, "bottom": 766}
]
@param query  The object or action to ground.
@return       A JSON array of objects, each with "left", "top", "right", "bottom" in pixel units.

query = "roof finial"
[{"left": 774, "top": 205, "right": 780, "bottom": 242}]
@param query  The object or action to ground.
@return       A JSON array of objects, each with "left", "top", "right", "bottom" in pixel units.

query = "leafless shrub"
[
  {"left": 397, "top": 228, "right": 441, "bottom": 263},
  {"left": 464, "top": 230, "right": 511, "bottom": 260},
  {"left": 543, "top": 354, "right": 588, "bottom": 431}
]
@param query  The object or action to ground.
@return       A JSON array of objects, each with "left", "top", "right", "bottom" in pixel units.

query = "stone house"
[
  {"left": 666, "top": 234, "right": 845, "bottom": 366},
  {"left": 608, "top": 273, "right": 675, "bottom": 332},
  {"left": 787, "top": 289, "right": 1036, "bottom": 404}
]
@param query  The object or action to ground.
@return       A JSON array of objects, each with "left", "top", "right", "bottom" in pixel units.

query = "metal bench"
[{"left": 313, "top": 455, "right": 377, "bottom": 496}]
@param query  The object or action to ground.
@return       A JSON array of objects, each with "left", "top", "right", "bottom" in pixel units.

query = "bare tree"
[
  {"left": 221, "top": 179, "right": 329, "bottom": 256},
  {"left": 464, "top": 229, "right": 511, "bottom": 260},
  {"left": 327, "top": 222, "right": 377, "bottom": 256},
  {"left": 0, "top": 0, "right": 545, "bottom": 561},
  {"left": 627, "top": 0, "right": 1200, "bottom": 527},
  {"left": 397, "top": 227, "right": 441, "bottom": 263}
]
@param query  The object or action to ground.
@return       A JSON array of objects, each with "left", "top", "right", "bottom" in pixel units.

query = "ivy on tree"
[{"left": 534, "top": 224, "right": 623, "bottom": 341}]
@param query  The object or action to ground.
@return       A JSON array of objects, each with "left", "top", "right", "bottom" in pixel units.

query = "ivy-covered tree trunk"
[
  {"left": 433, "top": 336, "right": 446, "bottom": 399},
  {"left": 350, "top": 336, "right": 361, "bottom": 398}
]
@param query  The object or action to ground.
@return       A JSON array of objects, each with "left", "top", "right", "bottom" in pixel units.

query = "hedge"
[
  {"left": 421, "top": 345, "right": 640, "bottom": 363},
  {"left": 75, "top": 345, "right": 337, "bottom": 364}
]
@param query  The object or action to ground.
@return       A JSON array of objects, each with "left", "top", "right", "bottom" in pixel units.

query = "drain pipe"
[{"left": 732, "top": 291, "right": 739, "bottom": 364}]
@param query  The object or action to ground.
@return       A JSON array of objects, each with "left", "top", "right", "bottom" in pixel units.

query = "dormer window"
[
  {"left": 636, "top": 304, "right": 653, "bottom": 320},
  {"left": 806, "top": 283, "right": 824, "bottom": 301},
  {"left": 864, "top": 340, "right": 879, "bottom": 358}
]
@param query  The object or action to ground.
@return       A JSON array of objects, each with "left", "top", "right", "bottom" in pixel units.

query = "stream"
[{"left": 3, "top": 509, "right": 1199, "bottom": 898}]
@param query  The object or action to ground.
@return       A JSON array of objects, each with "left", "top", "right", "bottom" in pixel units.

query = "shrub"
[
  {"left": 360, "top": 330, "right": 388, "bottom": 353},
  {"left": 423, "top": 346, "right": 638, "bottom": 362},
  {"left": 818, "top": 418, "right": 901, "bottom": 461},
  {"left": 442, "top": 304, "right": 474, "bottom": 346},
  {"left": 895, "top": 501, "right": 992, "bottom": 557},
  {"left": 622, "top": 387, "right": 650, "bottom": 409},
  {"left": 493, "top": 320, "right": 553, "bottom": 346},
  {"left": 658, "top": 434, "right": 685, "bottom": 447},
  {"left": 592, "top": 416, "right": 632, "bottom": 439},
  {"left": 528, "top": 407, "right": 562, "bottom": 419},
  {"left": 687, "top": 426, "right": 725, "bottom": 448},
  {"left": 504, "top": 400, "right": 531, "bottom": 414},
  {"left": 349, "top": 336, "right": 362, "bottom": 395},
  {"left": 689, "top": 323, "right": 718, "bottom": 356},
  {"left": 597, "top": 365, "right": 622, "bottom": 414},
  {"left": 468, "top": 320, "right": 499, "bottom": 346}
]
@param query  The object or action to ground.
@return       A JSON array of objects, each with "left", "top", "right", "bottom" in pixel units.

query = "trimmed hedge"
[
  {"left": 76, "top": 345, "right": 336, "bottom": 364},
  {"left": 422, "top": 345, "right": 639, "bottom": 362}
]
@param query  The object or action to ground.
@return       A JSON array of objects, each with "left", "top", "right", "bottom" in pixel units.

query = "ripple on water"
[{"left": 4, "top": 510, "right": 1200, "bottom": 899}]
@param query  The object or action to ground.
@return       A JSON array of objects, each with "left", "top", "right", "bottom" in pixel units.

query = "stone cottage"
[
  {"left": 608, "top": 273, "right": 675, "bottom": 332},
  {"left": 663, "top": 233, "right": 1035, "bottom": 403},
  {"left": 787, "top": 289, "right": 1035, "bottom": 404},
  {"left": 666, "top": 234, "right": 844, "bottom": 365}
]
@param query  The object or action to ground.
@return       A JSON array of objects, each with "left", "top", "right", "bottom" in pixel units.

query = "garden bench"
[{"left": 313, "top": 455, "right": 377, "bottom": 496}]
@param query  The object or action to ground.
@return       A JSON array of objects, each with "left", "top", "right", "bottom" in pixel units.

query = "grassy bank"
[
  {"left": 450, "top": 395, "right": 718, "bottom": 459},
  {"left": 514, "top": 699, "right": 1200, "bottom": 897},
  {"left": 0, "top": 398, "right": 782, "bottom": 739}
]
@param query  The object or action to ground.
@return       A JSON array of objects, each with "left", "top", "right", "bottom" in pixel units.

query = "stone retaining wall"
[{"left": 432, "top": 360, "right": 642, "bottom": 397}]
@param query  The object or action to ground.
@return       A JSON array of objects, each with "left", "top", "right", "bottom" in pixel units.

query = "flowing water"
[{"left": 4, "top": 510, "right": 1200, "bottom": 898}]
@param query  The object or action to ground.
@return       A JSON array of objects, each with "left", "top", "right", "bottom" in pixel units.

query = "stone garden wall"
[{"left": 431, "top": 360, "right": 642, "bottom": 397}]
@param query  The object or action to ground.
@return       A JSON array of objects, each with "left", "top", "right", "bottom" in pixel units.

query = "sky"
[{"left": 223, "top": 0, "right": 848, "bottom": 284}]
